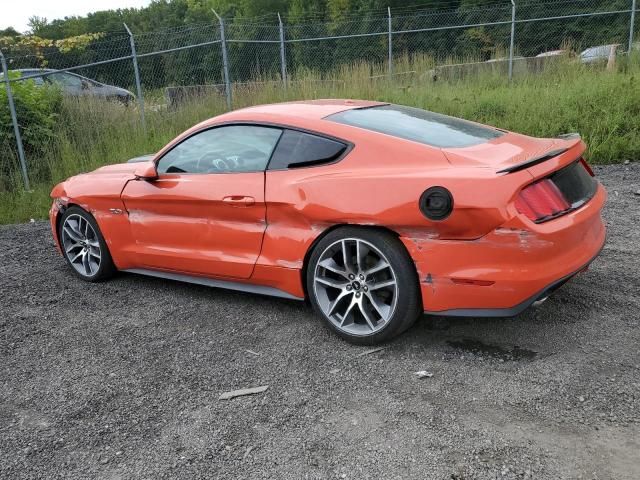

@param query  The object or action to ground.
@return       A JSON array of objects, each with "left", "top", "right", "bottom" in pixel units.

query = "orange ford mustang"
[{"left": 50, "top": 100, "right": 606, "bottom": 344}]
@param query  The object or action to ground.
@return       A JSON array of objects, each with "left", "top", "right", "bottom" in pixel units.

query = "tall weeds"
[{"left": 1, "top": 53, "right": 638, "bottom": 224}]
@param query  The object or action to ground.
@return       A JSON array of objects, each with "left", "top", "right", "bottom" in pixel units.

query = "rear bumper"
[
  {"left": 401, "top": 183, "right": 607, "bottom": 316},
  {"left": 426, "top": 243, "right": 603, "bottom": 317}
]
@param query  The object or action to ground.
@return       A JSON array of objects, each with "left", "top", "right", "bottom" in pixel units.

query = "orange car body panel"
[
  {"left": 50, "top": 99, "right": 607, "bottom": 314},
  {"left": 119, "top": 172, "right": 266, "bottom": 279}
]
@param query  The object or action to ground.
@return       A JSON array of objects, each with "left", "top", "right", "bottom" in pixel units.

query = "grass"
[{"left": 1, "top": 53, "right": 639, "bottom": 224}]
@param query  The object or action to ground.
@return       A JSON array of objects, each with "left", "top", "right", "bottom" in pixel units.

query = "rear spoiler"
[
  {"left": 496, "top": 148, "right": 569, "bottom": 174},
  {"left": 496, "top": 133, "right": 581, "bottom": 174}
]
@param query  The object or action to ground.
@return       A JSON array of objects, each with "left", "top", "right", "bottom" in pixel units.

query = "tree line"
[{"left": 0, "top": 0, "right": 634, "bottom": 90}]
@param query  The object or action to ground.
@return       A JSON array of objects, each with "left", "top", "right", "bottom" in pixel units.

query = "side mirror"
[{"left": 134, "top": 161, "right": 158, "bottom": 181}]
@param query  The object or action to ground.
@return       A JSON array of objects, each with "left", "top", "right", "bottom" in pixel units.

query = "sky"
[{"left": 2, "top": 0, "right": 153, "bottom": 33}]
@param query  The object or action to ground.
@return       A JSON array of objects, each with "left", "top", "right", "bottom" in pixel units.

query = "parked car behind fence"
[{"left": 1, "top": 69, "right": 135, "bottom": 105}]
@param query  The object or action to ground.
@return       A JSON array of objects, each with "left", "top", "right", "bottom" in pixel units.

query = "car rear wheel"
[
  {"left": 59, "top": 206, "right": 116, "bottom": 282},
  {"left": 307, "top": 227, "right": 421, "bottom": 344}
]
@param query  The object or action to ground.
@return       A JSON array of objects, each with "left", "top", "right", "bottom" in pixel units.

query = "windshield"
[{"left": 327, "top": 104, "right": 503, "bottom": 148}]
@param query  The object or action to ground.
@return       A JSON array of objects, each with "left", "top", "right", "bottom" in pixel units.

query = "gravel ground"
[{"left": 1, "top": 163, "right": 639, "bottom": 480}]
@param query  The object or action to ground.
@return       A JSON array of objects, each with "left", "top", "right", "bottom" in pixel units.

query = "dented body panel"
[
  {"left": 49, "top": 166, "right": 134, "bottom": 262},
  {"left": 49, "top": 99, "right": 607, "bottom": 314},
  {"left": 401, "top": 185, "right": 606, "bottom": 313}
]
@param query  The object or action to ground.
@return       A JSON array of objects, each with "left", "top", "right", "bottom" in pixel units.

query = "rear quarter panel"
[{"left": 259, "top": 121, "right": 534, "bottom": 271}]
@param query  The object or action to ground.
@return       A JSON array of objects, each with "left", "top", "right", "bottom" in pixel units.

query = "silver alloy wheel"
[
  {"left": 313, "top": 237, "right": 398, "bottom": 336},
  {"left": 61, "top": 214, "right": 101, "bottom": 277}
]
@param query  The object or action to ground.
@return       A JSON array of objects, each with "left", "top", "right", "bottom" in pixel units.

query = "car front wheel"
[
  {"left": 307, "top": 227, "right": 421, "bottom": 344},
  {"left": 58, "top": 206, "right": 116, "bottom": 282}
]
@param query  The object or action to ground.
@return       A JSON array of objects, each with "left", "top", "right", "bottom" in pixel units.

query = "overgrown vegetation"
[
  {"left": 0, "top": 75, "right": 62, "bottom": 188},
  {"left": 0, "top": 54, "right": 639, "bottom": 224},
  {"left": 1, "top": 0, "right": 634, "bottom": 89}
]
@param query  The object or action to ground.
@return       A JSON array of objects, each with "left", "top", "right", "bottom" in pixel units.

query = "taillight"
[
  {"left": 580, "top": 157, "right": 594, "bottom": 177},
  {"left": 515, "top": 179, "right": 570, "bottom": 222}
]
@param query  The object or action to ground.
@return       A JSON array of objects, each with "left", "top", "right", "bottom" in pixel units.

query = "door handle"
[{"left": 222, "top": 195, "right": 255, "bottom": 207}]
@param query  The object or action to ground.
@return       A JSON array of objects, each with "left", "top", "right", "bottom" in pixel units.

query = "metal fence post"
[
  {"left": 278, "top": 13, "right": 288, "bottom": 89},
  {"left": 213, "top": 10, "right": 232, "bottom": 110},
  {"left": 508, "top": 0, "right": 516, "bottom": 81},
  {"left": 124, "top": 23, "right": 146, "bottom": 131},
  {"left": 630, "top": 0, "right": 637, "bottom": 53},
  {"left": 0, "top": 49, "right": 30, "bottom": 190},
  {"left": 388, "top": 7, "right": 393, "bottom": 78}
]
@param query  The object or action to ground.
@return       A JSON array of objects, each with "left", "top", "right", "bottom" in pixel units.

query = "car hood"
[
  {"left": 90, "top": 162, "right": 142, "bottom": 174},
  {"left": 441, "top": 132, "right": 581, "bottom": 171},
  {"left": 127, "top": 154, "right": 155, "bottom": 163},
  {"left": 51, "top": 161, "right": 140, "bottom": 200},
  {"left": 58, "top": 154, "right": 155, "bottom": 185}
]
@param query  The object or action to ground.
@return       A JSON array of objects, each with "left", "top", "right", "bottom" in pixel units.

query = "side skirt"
[{"left": 122, "top": 268, "right": 304, "bottom": 301}]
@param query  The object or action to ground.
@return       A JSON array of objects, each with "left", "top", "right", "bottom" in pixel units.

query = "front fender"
[{"left": 49, "top": 172, "right": 135, "bottom": 269}]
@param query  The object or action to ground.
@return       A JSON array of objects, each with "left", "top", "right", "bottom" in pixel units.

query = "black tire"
[
  {"left": 58, "top": 206, "right": 116, "bottom": 282},
  {"left": 306, "top": 227, "right": 422, "bottom": 345}
]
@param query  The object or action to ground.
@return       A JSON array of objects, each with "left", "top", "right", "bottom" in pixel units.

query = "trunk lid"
[{"left": 442, "top": 131, "right": 582, "bottom": 173}]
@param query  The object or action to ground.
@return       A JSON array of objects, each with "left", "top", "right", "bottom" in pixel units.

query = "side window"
[
  {"left": 157, "top": 125, "right": 282, "bottom": 174},
  {"left": 20, "top": 74, "right": 45, "bottom": 86},
  {"left": 268, "top": 130, "right": 347, "bottom": 170},
  {"left": 49, "top": 73, "right": 84, "bottom": 88}
]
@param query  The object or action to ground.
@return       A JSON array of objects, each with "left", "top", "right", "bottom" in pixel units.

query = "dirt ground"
[{"left": 1, "top": 163, "right": 638, "bottom": 479}]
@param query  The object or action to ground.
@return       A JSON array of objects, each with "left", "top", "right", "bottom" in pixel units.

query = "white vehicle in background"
[
  {"left": 536, "top": 49, "right": 568, "bottom": 57},
  {"left": 485, "top": 56, "right": 525, "bottom": 63},
  {"left": 579, "top": 44, "right": 621, "bottom": 63}
]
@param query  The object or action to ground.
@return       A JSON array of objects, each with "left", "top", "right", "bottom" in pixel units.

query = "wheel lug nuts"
[
  {"left": 349, "top": 274, "right": 355, "bottom": 280},
  {"left": 363, "top": 286, "right": 368, "bottom": 291},
  {"left": 359, "top": 274, "right": 364, "bottom": 280},
  {"left": 346, "top": 285, "right": 352, "bottom": 291},
  {"left": 355, "top": 292, "right": 361, "bottom": 298}
]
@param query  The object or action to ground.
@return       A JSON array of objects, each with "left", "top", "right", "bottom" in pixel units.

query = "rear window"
[{"left": 327, "top": 104, "right": 503, "bottom": 148}]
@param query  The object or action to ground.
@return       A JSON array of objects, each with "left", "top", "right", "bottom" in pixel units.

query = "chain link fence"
[{"left": 1, "top": 0, "right": 639, "bottom": 189}]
